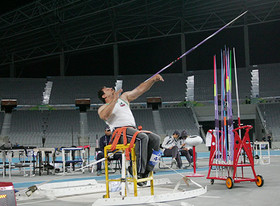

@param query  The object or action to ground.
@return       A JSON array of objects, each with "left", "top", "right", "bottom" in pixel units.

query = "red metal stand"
[
  {"left": 186, "top": 146, "right": 205, "bottom": 177},
  {"left": 206, "top": 125, "right": 264, "bottom": 189}
]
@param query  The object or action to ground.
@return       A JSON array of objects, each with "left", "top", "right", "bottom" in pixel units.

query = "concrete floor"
[{"left": 3, "top": 152, "right": 280, "bottom": 206}]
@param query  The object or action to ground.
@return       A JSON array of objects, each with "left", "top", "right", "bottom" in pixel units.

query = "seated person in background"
[
  {"left": 261, "top": 137, "right": 268, "bottom": 149},
  {"left": 178, "top": 130, "right": 193, "bottom": 167},
  {"left": 162, "top": 131, "right": 182, "bottom": 169},
  {"left": 96, "top": 125, "right": 122, "bottom": 176}
]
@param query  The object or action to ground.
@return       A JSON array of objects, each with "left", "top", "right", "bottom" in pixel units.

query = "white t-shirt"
[
  {"left": 106, "top": 98, "right": 136, "bottom": 130},
  {"left": 162, "top": 136, "right": 176, "bottom": 149}
]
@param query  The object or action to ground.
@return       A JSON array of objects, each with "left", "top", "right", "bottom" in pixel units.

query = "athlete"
[{"left": 97, "top": 74, "right": 163, "bottom": 180}]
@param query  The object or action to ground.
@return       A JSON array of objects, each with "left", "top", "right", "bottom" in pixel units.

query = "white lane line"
[
  {"left": 200, "top": 195, "right": 221, "bottom": 198},
  {"left": 181, "top": 202, "right": 194, "bottom": 206},
  {"left": 17, "top": 199, "right": 53, "bottom": 205}
]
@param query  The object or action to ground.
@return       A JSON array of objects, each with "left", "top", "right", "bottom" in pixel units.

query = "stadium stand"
[
  {"left": 121, "top": 73, "right": 186, "bottom": 102},
  {"left": 0, "top": 112, "right": 4, "bottom": 130},
  {"left": 9, "top": 110, "right": 80, "bottom": 147},
  {"left": 2, "top": 64, "right": 280, "bottom": 147},
  {"left": 0, "top": 78, "right": 45, "bottom": 105},
  {"left": 48, "top": 74, "right": 186, "bottom": 104},
  {"left": 49, "top": 76, "right": 115, "bottom": 104},
  {"left": 132, "top": 108, "right": 156, "bottom": 132},
  {"left": 87, "top": 110, "right": 108, "bottom": 141},
  {"left": 193, "top": 68, "right": 251, "bottom": 101},
  {"left": 9, "top": 110, "right": 44, "bottom": 146},
  {"left": 258, "top": 103, "right": 280, "bottom": 141},
  {"left": 159, "top": 107, "right": 199, "bottom": 136},
  {"left": 43, "top": 110, "right": 80, "bottom": 147},
  {"left": 258, "top": 64, "right": 280, "bottom": 98},
  {"left": 0, "top": 111, "right": 4, "bottom": 132}
]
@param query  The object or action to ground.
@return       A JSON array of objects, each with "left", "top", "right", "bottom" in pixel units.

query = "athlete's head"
[{"left": 97, "top": 86, "right": 115, "bottom": 103}]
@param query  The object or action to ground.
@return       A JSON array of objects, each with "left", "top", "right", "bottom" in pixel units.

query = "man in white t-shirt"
[{"left": 97, "top": 74, "right": 163, "bottom": 181}]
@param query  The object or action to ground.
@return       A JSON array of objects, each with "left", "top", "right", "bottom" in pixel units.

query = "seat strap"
[{"left": 110, "top": 127, "right": 152, "bottom": 160}]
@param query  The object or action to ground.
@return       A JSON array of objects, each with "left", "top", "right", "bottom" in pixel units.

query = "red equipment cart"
[{"left": 207, "top": 125, "right": 264, "bottom": 189}]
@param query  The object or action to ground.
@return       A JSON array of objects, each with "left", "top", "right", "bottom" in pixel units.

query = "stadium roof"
[{"left": 0, "top": 0, "right": 279, "bottom": 66}]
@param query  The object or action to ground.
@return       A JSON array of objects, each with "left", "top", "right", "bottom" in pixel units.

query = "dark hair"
[
  {"left": 173, "top": 130, "right": 180, "bottom": 136},
  {"left": 181, "top": 130, "right": 188, "bottom": 137},
  {"left": 104, "top": 125, "right": 111, "bottom": 131},
  {"left": 97, "top": 87, "right": 106, "bottom": 103}
]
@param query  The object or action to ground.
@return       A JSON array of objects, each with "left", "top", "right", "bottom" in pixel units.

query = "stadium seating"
[
  {"left": 258, "top": 103, "right": 280, "bottom": 141},
  {"left": 1, "top": 64, "right": 280, "bottom": 147},
  {"left": 0, "top": 78, "right": 45, "bottom": 105}
]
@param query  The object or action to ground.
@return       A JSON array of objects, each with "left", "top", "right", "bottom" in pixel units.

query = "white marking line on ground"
[
  {"left": 17, "top": 199, "right": 53, "bottom": 205},
  {"left": 200, "top": 195, "right": 221, "bottom": 199},
  {"left": 180, "top": 202, "right": 194, "bottom": 206},
  {"left": 150, "top": 203, "right": 171, "bottom": 206}
]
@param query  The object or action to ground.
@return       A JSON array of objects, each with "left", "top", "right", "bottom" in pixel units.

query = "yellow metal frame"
[{"left": 104, "top": 144, "right": 154, "bottom": 198}]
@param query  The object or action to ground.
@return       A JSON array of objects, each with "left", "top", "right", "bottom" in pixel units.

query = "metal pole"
[{"left": 233, "top": 48, "right": 241, "bottom": 138}]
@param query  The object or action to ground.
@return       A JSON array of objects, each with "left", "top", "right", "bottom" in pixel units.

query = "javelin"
[{"left": 145, "top": 10, "right": 248, "bottom": 82}]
